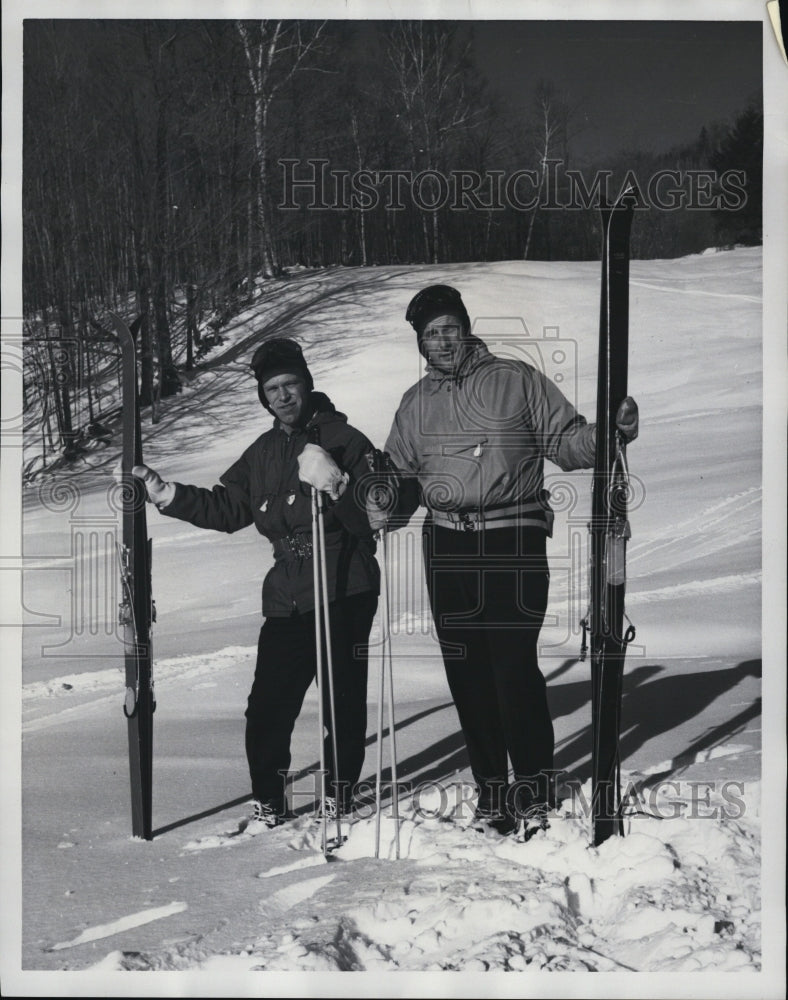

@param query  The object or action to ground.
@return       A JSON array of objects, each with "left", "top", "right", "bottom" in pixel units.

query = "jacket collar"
[{"left": 273, "top": 391, "right": 343, "bottom": 436}]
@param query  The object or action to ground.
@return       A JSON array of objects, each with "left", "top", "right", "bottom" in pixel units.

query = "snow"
[
  {"left": 7, "top": 248, "right": 784, "bottom": 997},
  {"left": 71, "top": 779, "right": 760, "bottom": 974},
  {"left": 50, "top": 902, "right": 189, "bottom": 952}
]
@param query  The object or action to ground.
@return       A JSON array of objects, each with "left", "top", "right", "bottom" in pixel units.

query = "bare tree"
[
  {"left": 522, "top": 81, "right": 570, "bottom": 261},
  {"left": 349, "top": 112, "right": 368, "bottom": 266},
  {"left": 236, "top": 19, "right": 326, "bottom": 277},
  {"left": 386, "top": 22, "right": 480, "bottom": 264}
]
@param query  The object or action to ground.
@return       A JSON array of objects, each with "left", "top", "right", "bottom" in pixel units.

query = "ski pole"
[
  {"left": 316, "top": 489, "right": 343, "bottom": 850},
  {"left": 374, "top": 567, "right": 386, "bottom": 858},
  {"left": 381, "top": 530, "right": 400, "bottom": 859},
  {"left": 311, "top": 486, "right": 328, "bottom": 856},
  {"left": 375, "top": 527, "right": 401, "bottom": 860}
]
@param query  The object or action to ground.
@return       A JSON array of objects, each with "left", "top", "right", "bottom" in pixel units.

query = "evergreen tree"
[{"left": 709, "top": 103, "right": 762, "bottom": 246}]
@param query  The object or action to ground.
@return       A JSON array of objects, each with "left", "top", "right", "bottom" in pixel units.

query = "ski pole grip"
[
  {"left": 367, "top": 448, "right": 385, "bottom": 474},
  {"left": 364, "top": 449, "right": 401, "bottom": 528}
]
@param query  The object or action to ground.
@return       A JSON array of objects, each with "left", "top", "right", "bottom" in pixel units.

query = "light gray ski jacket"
[{"left": 383, "top": 336, "right": 596, "bottom": 533}]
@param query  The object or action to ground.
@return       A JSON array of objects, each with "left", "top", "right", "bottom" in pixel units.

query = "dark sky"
[{"left": 470, "top": 20, "right": 762, "bottom": 161}]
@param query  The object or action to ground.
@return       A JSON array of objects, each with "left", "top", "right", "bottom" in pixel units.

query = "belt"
[
  {"left": 429, "top": 499, "right": 550, "bottom": 533},
  {"left": 272, "top": 534, "right": 313, "bottom": 560}
]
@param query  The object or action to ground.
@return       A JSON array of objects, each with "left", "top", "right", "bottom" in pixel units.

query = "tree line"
[{"left": 21, "top": 20, "right": 762, "bottom": 474}]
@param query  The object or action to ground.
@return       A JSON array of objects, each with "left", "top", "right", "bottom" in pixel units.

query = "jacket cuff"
[{"left": 155, "top": 481, "right": 179, "bottom": 513}]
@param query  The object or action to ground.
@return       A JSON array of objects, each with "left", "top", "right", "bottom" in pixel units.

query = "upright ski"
[
  {"left": 110, "top": 313, "right": 156, "bottom": 840},
  {"left": 588, "top": 188, "right": 638, "bottom": 847}
]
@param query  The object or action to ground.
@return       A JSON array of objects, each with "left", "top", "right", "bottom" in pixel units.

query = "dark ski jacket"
[
  {"left": 384, "top": 336, "right": 597, "bottom": 534},
  {"left": 160, "top": 392, "right": 379, "bottom": 616}
]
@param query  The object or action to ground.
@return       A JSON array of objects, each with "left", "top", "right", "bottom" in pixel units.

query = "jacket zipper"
[{"left": 423, "top": 438, "right": 489, "bottom": 458}]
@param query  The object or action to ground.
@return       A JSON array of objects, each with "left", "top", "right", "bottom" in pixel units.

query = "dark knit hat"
[
  {"left": 250, "top": 338, "right": 314, "bottom": 410},
  {"left": 405, "top": 285, "right": 470, "bottom": 337}
]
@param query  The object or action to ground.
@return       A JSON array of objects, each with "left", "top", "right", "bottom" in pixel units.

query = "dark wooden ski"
[
  {"left": 110, "top": 313, "right": 155, "bottom": 840},
  {"left": 589, "top": 188, "right": 638, "bottom": 847}
]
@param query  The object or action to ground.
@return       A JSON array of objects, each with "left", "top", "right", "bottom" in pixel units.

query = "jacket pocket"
[{"left": 417, "top": 443, "right": 489, "bottom": 510}]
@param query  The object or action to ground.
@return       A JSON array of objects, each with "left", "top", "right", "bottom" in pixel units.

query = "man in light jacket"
[{"left": 368, "top": 285, "right": 638, "bottom": 837}]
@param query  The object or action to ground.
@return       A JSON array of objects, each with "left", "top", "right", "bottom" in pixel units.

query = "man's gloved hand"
[
  {"left": 131, "top": 463, "right": 176, "bottom": 507},
  {"left": 297, "top": 443, "right": 349, "bottom": 501},
  {"left": 365, "top": 449, "right": 402, "bottom": 533},
  {"left": 615, "top": 396, "right": 639, "bottom": 443},
  {"left": 366, "top": 483, "right": 392, "bottom": 532}
]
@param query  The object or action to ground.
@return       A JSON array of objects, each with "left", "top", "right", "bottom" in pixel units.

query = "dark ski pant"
[
  {"left": 245, "top": 591, "right": 378, "bottom": 811},
  {"left": 422, "top": 522, "right": 554, "bottom": 816}
]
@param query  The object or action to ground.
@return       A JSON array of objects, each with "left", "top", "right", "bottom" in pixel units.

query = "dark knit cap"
[
  {"left": 250, "top": 338, "right": 314, "bottom": 410},
  {"left": 405, "top": 285, "right": 470, "bottom": 337}
]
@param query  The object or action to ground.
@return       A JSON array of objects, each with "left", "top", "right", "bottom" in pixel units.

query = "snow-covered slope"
[{"left": 14, "top": 248, "right": 777, "bottom": 994}]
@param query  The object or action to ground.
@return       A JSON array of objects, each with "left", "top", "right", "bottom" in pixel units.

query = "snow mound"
[{"left": 230, "top": 780, "right": 761, "bottom": 973}]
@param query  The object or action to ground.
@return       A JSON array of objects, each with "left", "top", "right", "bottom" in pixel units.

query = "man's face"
[
  {"left": 419, "top": 313, "right": 468, "bottom": 374},
  {"left": 262, "top": 373, "right": 309, "bottom": 427}
]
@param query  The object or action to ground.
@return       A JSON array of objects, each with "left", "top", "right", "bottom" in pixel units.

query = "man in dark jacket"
[
  {"left": 368, "top": 285, "right": 638, "bottom": 838},
  {"left": 134, "top": 338, "right": 379, "bottom": 827}
]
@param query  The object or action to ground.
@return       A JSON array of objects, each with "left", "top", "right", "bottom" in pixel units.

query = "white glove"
[
  {"left": 297, "top": 444, "right": 349, "bottom": 501},
  {"left": 132, "top": 463, "right": 176, "bottom": 507}
]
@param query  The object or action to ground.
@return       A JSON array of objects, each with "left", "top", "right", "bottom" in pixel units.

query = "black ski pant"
[
  {"left": 422, "top": 522, "right": 554, "bottom": 817},
  {"left": 245, "top": 591, "right": 377, "bottom": 812}
]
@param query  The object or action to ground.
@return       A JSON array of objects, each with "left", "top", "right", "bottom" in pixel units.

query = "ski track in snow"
[
  {"left": 625, "top": 571, "right": 761, "bottom": 605},
  {"left": 637, "top": 743, "right": 755, "bottom": 776},
  {"left": 546, "top": 486, "right": 761, "bottom": 604},
  {"left": 22, "top": 645, "right": 256, "bottom": 732},
  {"left": 630, "top": 278, "right": 760, "bottom": 303},
  {"left": 626, "top": 487, "right": 761, "bottom": 567},
  {"left": 22, "top": 645, "right": 255, "bottom": 704}
]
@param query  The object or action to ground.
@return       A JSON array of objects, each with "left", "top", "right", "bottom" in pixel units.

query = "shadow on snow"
[{"left": 152, "top": 659, "right": 760, "bottom": 837}]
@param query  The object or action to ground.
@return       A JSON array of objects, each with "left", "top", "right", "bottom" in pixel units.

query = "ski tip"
[
  {"left": 600, "top": 181, "right": 643, "bottom": 215},
  {"left": 618, "top": 183, "right": 641, "bottom": 209}
]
